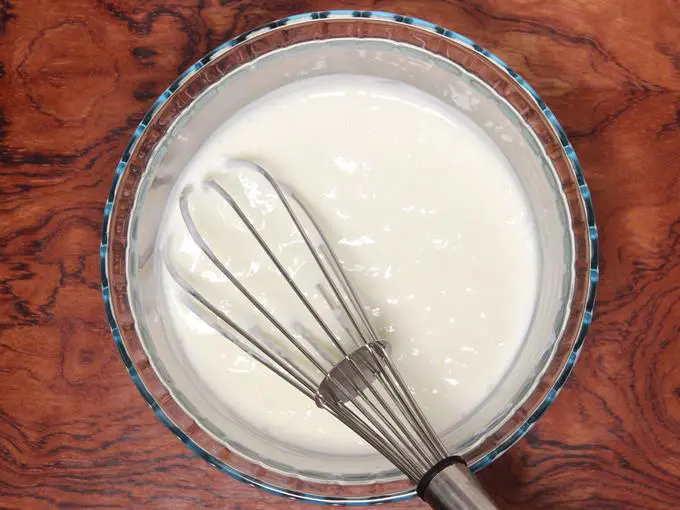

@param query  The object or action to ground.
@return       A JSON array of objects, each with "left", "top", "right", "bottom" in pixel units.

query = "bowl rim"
[{"left": 101, "top": 9, "right": 599, "bottom": 505}]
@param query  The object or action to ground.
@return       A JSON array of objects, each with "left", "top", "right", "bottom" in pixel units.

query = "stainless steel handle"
[{"left": 421, "top": 463, "right": 498, "bottom": 510}]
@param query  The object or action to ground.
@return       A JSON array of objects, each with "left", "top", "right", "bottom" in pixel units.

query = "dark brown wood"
[{"left": 1, "top": 1, "right": 679, "bottom": 508}]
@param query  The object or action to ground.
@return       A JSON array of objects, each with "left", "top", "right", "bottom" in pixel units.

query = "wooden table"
[{"left": 1, "top": 1, "right": 679, "bottom": 508}]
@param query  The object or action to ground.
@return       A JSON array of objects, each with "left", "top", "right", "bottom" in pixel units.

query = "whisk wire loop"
[
  {"left": 163, "top": 160, "right": 497, "bottom": 509},
  {"left": 168, "top": 161, "right": 447, "bottom": 479}
]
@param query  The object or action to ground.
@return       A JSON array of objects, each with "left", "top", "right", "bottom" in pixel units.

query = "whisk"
[{"left": 164, "top": 160, "right": 498, "bottom": 510}]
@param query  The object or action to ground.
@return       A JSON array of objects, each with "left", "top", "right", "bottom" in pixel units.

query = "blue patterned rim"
[{"left": 101, "top": 10, "right": 599, "bottom": 505}]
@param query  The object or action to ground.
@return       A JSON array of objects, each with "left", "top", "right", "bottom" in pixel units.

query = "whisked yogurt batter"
[{"left": 160, "top": 74, "right": 539, "bottom": 456}]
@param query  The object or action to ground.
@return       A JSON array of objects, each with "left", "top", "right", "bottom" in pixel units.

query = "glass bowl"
[{"left": 101, "top": 10, "right": 598, "bottom": 505}]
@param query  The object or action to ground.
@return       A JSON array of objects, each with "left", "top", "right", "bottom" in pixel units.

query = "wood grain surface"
[{"left": 1, "top": 0, "right": 679, "bottom": 508}]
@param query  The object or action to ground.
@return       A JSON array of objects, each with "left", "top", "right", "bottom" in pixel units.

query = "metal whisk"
[{"left": 164, "top": 160, "right": 498, "bottom": 510}]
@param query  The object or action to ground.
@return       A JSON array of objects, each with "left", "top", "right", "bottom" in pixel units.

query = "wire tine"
[
  {"left": 286, "top": 187, "right": 380, "bottom": 344},
  {"left": 373, "top": 343, "right": 447, "bottom": 458},
  {"left": 321, "top": 364, "right": 431, "bottom": 475},
  {"left": 341, "top": 353, "right": 436, "bottom": 469},
  {"left": 326, "top": 346, "right": 435, "bottom": 466},
  {"left": 292, "top": 197, "right": 436, "bottom": 464},
  {"left": 263, "top": 176, "right": 429, "bottom": 468},
  {"left": 375, "top": 365, "right": 444, "bottom": 461},
  {"left": 362, "top": 344, "right": 442, "bottom": 463},
  {"left": 383, "top": 363, "right": 446, "bottom": 459},
  {"left": 351, "top": 381, "right": 433, "bottom": 470},
  {"left": 329, "top": 404, "right": 418, "bottom": 480},
  {"left": 163, "top": 248, "right": 317, "bottom": 398},
  {"left": 204, "top": 179, "right": 352, "bottom": 359},
  {"left": 239, "top": 160, "right": 374, "bottom": 348},
  {"left": 179, "top": 187, "right": 329, "bottom": 377},
  {"left": 327, "top": 403, "right": 420, "bottom": 482},
  {"left": 373, "top": 368, "right": 440, "bottom": 469},
  {"left": 249, "top": 324, "right": 324, "bottom": 392},
  {"left": 296, "top": 212, "right": 377, "bottom": 344}
]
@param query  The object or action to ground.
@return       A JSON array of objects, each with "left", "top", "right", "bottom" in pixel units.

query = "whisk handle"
[{"left": 418, "top": 459, "right": 498, "bottom": 510}]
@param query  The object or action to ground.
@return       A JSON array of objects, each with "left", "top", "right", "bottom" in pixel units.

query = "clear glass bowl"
[{"left": 101, "top": 10, "right": 598, "bottom": 505}]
